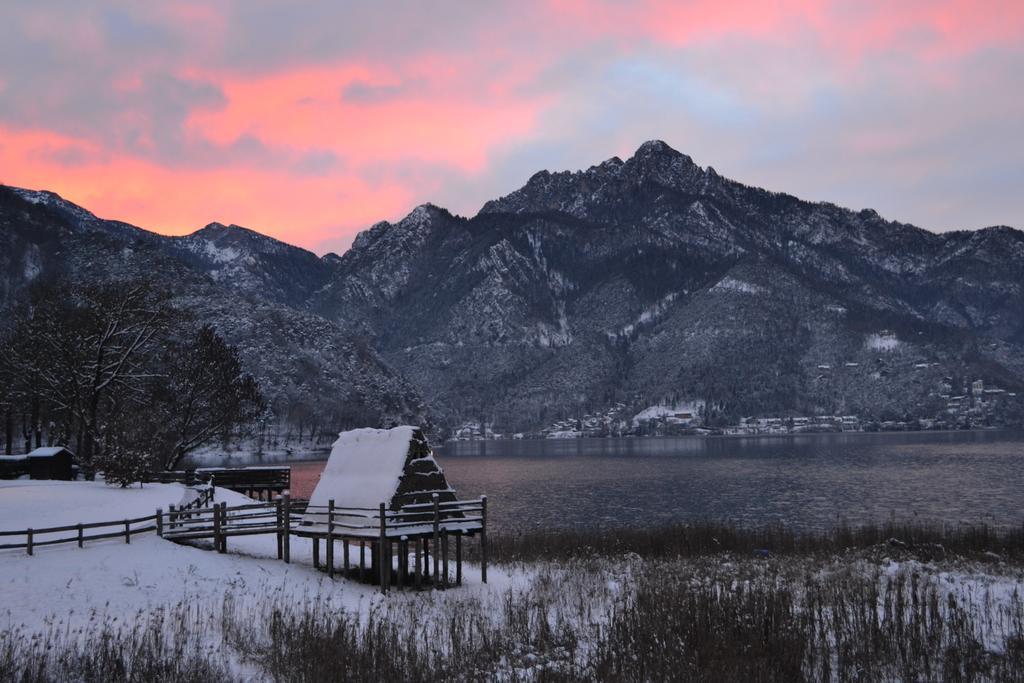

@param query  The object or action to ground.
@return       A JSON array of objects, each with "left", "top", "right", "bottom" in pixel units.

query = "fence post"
[
  {"left": 156, "top": 509, "right": 163, "bottom": 538},
  {"left": 343, "top": 539, "right": 350, "bottom": 578},
  {"left": 327, "top": 499, "right": 335, "bottom": 578},
  {"left": 219, "top": 502, "right": 228, "bottom": 553},
  {"left": 77, "top": 523, "right": 83, "bottom": 548},
  {"left": 275, "top": 497, "right": 283, "bottom": 560},
  {"left": 282, "top": 494, "right": 291, "bottom": 564},
  {"left": 442, "top": 530, "right": 449, "bottom": 588},
  {"left": 432, "top": 494, "right": 440, "bottom": 587},
  {"left": 379, "top": 502, "right": 388, "bottom": 594},
  {"left": 26, "top": 529, "right": 32, "bottom": 556},
  {"left": 169, "top": 504, "right": 176, "bottom": 531},
  {"left": 124, "top": 519, "right": 131, "bottom": 544},
  {"left": 213, "top": 504, "right": 222, "bottom": 553},
  {"left": 481, "top": 495, "right": 488, "bottom": 584}
]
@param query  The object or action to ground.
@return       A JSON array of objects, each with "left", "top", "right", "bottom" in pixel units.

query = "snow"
[
  {"left": 711, "top": 276, "right": 763, "bottom": 295},
  {"left": 306, "top": 426, "right": 417, "bottom": 516},
  {"left": 865, "top": 331, "right": 901, "bottom": 351},
  {"left": 26, "top": 446, "right": 69, "bottom": 458},
  {"left": 0, "top": 480, "right": 194, "bottom": 533},
  {"left": 0, "top": 479, "right": 513, "bottom": 658},
  {"left": 632, "top": 400, "right": 705, "bottom": 425}
]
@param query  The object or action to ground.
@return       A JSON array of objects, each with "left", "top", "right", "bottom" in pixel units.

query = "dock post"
[
  {"left": 432, "top": 494, "right": 440, "bottom": 588},
  {"left": 456, "top": 532, "right": 462, "bottom": 585},
  {"left": 398, "top": 536, "right": 407, "bottom": 588},
  {"left": 282, "top": 494, "right": 291, "bottom": 564},
  {"left": 156, "top": 509, "right": 163, "bottom": 538},
  {"left": 442, "top": 530, "right": 449, "bottom": 588},
  {"left": 275, "top": 498, "right": 283, "bottom": 560},
  {"left": 481, "top": 495, "right": 488, "bottom": 584},
  {"left": 415, "top": 537, "right": 422, "bottom": 588},
  {"left": 327, "top": 499, "right": 335, "bottom": 578},
  {"left": 379, "top": 502, "right": 388, "bottom": 594}
]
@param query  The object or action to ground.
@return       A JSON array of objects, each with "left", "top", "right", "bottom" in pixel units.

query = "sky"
[{"left": 1, "top": 1, "right": 1022, "bottom": 255}]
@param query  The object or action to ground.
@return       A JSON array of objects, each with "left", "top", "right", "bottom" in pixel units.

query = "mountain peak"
[
  {"left": 478, "top": 139, "right": 705, "bottom": 218},
  {"left": 634, "top": 139, "right": 674, "bottom": 156}
]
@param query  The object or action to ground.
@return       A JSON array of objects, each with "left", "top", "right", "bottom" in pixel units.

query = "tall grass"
[
  {"left": 3, "top": 522, "right": 1023, "bottom": 681},
  {"left": 481, "top": 519, "right": 1024, "bottom": 563}
]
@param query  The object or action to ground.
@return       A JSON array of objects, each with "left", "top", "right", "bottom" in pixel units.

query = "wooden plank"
[
  {"left": 213, "top": 504, "right": 222, "bottom": 553},
  {"left": 442, "top": 530, "right": 449, "bottom": 588},
  {"left": 282, "top": 494, "right": 291, "bottom": 564},
  {"left": 456, "top": 533, "right": 462, "bottom": 586},
  {"left": 481, "top": 495, "right": 488, "bottom": 584},
  {"left": 432, "top": 494, "right": 440, "bottom": 587},
  {"left": 275, "top": 498, "right": 283, "bottom": 560},
  {"left": 378, "top": 502, "right": 387, "bottom": 593},
  {"left": 415, "top": 538, "right": 422, "bottom": 588},
  {"left": 398, "top": 537, "right": 407, "bottom": 589},
  {"left": 326, "top": 499, "right": 335, "bottom": 578}
]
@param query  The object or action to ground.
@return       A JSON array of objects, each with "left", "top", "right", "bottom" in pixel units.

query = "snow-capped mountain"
[
  {"left": 313, "top": 141, "right": 1024, "bottom": 431},
  {"left": 3, "top": 140, "right": 1023, "bottom": 437},
  {"left": 0, "top": 186, "right": 427, "bottom": 438}
]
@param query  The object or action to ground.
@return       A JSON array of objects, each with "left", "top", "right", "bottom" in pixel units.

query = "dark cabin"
[{"left": 27, "top": 446, "right": 75, "bottom": 480}]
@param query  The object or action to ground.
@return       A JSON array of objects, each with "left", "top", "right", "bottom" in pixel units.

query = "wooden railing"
[
  {"left": 143, "top": 467, "right": 290, "bottom": 498},
  {"left": 2, "top": 489, "right": 488, "bottom": 594},
  {"left": 0, "top": 514, "right": 158, "bottom": 554}
]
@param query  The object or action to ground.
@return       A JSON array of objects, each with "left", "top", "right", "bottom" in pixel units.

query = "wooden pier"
[{"left": 159, "top": 492, "right": 487, "bottom": 592}]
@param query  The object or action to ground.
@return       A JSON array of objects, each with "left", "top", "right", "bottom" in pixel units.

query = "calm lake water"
[{"left": 290, "top": 431, "right": 1024, "bottom": 533}]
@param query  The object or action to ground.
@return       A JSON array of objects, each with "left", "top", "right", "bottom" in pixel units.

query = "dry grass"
[{"left": 3, "top": 521, "right": 1024, "bottom": 681}]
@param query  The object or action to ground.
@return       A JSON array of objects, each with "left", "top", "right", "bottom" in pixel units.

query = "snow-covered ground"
[{"left": 0, "top": 480, "right": 518, "bottom": 642}]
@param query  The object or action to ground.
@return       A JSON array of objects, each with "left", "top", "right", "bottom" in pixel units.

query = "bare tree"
[
  {"left": 2, "top": 282, "right": 176, "bottom": 468},
  {"left": 156, "top": 325, "right": 263, "bottom": 470}
]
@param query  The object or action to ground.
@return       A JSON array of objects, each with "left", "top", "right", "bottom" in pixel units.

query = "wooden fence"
[
  {"left": 1, "top": 488, "right": 486, "bottom": 594},
  {"left": 144, "top": 467, "right": 290, "bottom": 499},
  {"left": 0, "top": 485, "right": 214, "bottom": 554}
]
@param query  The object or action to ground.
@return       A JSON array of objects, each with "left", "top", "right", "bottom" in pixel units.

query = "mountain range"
[{"left": 3, "top": 140, "right": 1023, "bottom": 440}]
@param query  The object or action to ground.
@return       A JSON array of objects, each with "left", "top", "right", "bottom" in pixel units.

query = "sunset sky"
[{"left": 1, "top": 1, "right": 1022, "bottom": 255}]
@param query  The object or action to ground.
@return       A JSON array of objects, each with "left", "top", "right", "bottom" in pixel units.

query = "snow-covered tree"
[{"left": 155, "top": 325, "right": 263, "bottom": 470}]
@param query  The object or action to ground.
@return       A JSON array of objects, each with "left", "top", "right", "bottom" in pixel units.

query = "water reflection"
[{"left": 292, "top": 431, "right": 1024, "bottom": 533}]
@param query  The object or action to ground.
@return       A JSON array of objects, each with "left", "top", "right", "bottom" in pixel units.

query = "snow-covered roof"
[
  {"left": 309, "top": 426, "right": 418, "bottom": 511},
  {"left": 305, "top": 426, "right": 455, "bottom": 528},
  {"left": 27, "top": 446, "right": 73, "bottom": 458}
]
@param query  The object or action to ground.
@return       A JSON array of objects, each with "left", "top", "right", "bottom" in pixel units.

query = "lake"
[{"left": 289, "top": 431, "right": 1024, "bottom": 533}]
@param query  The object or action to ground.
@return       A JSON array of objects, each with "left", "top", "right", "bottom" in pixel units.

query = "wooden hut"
[
  {"left": 27, "top": 446, "right": 75, "bottom": 480},
  {"left": 0, "top": 446, "right": 75, "bottom": 480},
  {"left": 297, "top": 426, "right": 485, "bottom": 592}
]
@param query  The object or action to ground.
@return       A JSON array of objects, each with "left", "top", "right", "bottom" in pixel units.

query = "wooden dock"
[{"left": 159, "top": 493, "right": 487, "bottom": 592}]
